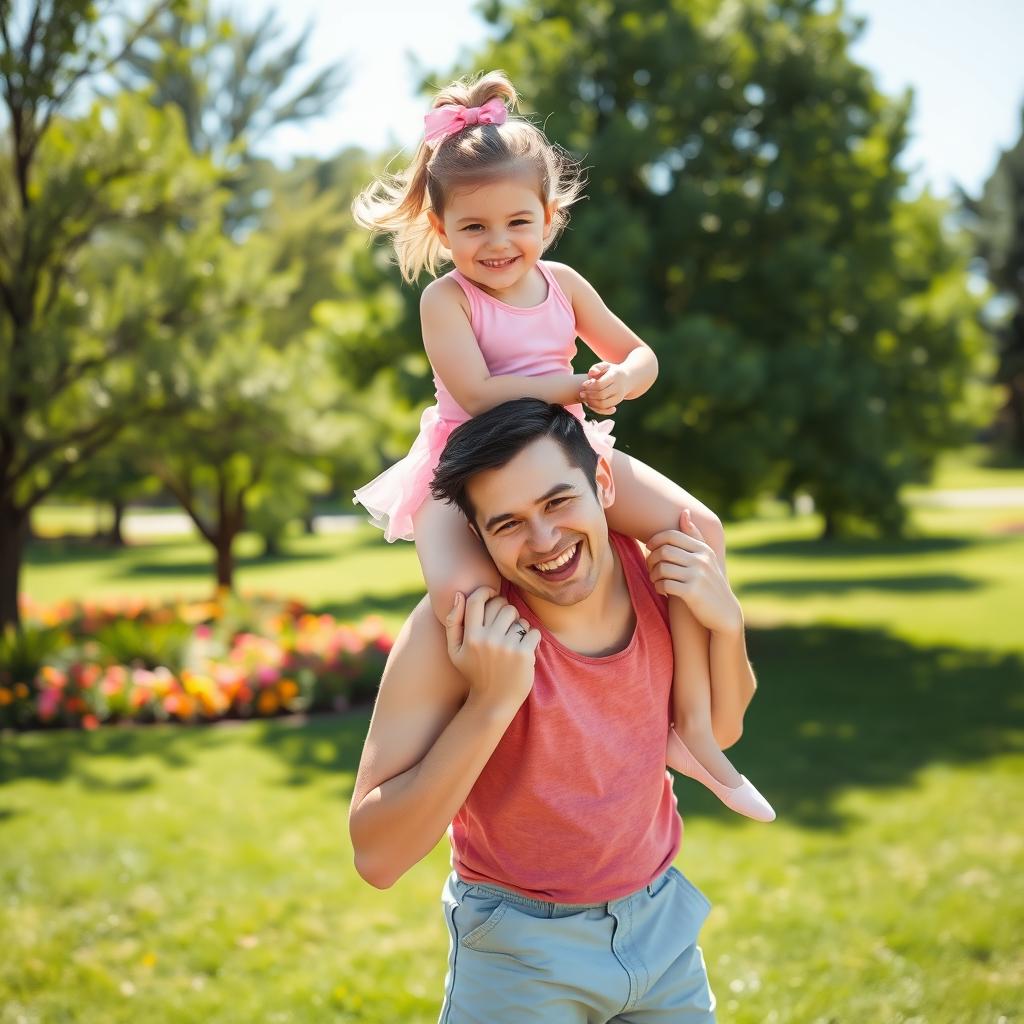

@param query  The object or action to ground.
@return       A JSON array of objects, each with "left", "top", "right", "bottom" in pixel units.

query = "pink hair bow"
[{"left": 423, "top": 97, "right": 508, "bottom": 148}]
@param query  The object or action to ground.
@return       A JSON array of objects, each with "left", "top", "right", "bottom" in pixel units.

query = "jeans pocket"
[
  {"left": 669, "top": 867, "right": 713, "bottom": 915},
  {"left": 457, "top": 890, "right": 511, "bottom": 950}
]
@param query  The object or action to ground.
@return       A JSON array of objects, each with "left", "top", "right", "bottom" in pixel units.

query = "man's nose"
[{"left": 527, "top": 519, "right": 560, "bottom": 553}]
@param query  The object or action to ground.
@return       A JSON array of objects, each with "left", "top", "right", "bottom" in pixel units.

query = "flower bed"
[{"left": 0, "top": 591, "right": 393, "bottom": 731}]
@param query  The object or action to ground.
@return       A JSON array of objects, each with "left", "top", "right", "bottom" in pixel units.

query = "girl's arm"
[
  {"left": 421, "top": 277, "right": 588, "bottom": 417},
  {"left": 550, "top": 263, "right": 659, "bottom": 409}
]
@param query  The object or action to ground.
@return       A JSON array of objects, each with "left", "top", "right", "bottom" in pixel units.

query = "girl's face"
[{"left": 428, "top": 175, "right": 554, "bottom": 293}]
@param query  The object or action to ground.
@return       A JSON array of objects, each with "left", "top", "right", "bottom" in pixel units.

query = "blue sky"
[{"left": 250, "top": 0, "right": 1024, "bottom": 198}]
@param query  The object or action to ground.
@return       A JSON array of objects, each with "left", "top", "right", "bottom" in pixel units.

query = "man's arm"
[{"left": 348, "top": 592, "right": 538, "bottom": 889}]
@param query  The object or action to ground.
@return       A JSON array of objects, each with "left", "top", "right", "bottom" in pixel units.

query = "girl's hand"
[{"left": 580, "top": 361, "right": 631, "bottom": 415}]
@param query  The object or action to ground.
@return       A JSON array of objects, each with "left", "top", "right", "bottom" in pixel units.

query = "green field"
[{"left": 3, "top": 463, "right": 1023, "bottom": 1023}]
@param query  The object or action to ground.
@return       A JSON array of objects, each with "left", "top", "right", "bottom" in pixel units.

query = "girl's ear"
[
  {"left": 542, "top": 201, "right": 555, "bottom": 239},
  {"left": 427, "top": 209, "right": 449, "bottom": 245}
]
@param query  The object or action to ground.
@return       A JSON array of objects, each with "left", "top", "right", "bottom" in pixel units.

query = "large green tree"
[
  {"left": 461, "top": 0, "right": 993, "bottom": 535},
  {"left": 959, "top": 106, "right": 1024, "bottom": 457},
  {"left": 0, "top": 0, "right": 220, "bottom": 629},
  {"left": 105, "top": 2, "right": 363, "bottom": 585}
]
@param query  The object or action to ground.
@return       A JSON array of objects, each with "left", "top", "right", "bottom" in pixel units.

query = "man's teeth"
[{"left": 535, "top": 543, "right": 577, "bottom": 572}]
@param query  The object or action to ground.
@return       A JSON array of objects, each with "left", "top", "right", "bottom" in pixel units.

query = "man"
[{"left": 348, "top": 399, "right": 760, "bottom": 1022}]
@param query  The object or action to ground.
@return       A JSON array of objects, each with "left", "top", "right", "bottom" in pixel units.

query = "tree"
[
  {"left": 108, "top": 3, "right": 364, "bottom": 586},
  {"left": 0, "top": 0, "right": 220, "bottom": 628},
  {"left": 460, "top": 0, "right": 994, "bottom": 535},
  {"left": 958, "top": 105, "right": 1024, "bottom": 457}
]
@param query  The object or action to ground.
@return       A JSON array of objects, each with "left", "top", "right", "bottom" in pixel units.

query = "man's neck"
[{"left": 520, "top": 536, "right": 636, "bottom": 658}]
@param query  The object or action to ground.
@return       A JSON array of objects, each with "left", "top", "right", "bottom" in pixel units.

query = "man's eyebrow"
[
  {"left": 483, "top": 483, "right": 576, "bottom": 532},
  {"left": 455, "top": 209, "right": 534, "bottom": 225}
]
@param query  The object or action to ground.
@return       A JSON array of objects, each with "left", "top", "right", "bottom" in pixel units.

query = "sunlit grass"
[{"left": 6, "top": 458, "right": 1024, "bottom": 1022}]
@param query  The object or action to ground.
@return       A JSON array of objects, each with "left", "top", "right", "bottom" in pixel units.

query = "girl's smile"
[{"left": 428, "top": 177, "right": 554, "bottom": 303}]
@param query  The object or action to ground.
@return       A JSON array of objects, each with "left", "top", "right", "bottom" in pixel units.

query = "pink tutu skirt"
[{"left": 354, "top": 404, "right": 616, "bottom": 542}]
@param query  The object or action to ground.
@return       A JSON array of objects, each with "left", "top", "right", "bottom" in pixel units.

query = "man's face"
[{"left": 465, "top": 437, "right": 615, "bottom": 607}]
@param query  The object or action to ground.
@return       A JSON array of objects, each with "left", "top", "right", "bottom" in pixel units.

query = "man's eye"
[
  {"left": 547, "top": 497, "right": 570, "bottom": 510},
  {"left": 497, "top": 521, "right": 519, "bottom": 533}
]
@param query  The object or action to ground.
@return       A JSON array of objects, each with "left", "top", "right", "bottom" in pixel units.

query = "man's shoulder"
[
  {"left": 384, "top": 597, "right": 468, "bottom": 698},
  {"left": 609, "top": 531, "right": 670, "bottom": 620}
]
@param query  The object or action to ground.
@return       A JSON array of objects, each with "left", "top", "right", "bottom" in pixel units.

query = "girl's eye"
[
  {"left": 510, "top": 219, "right": 529, "bottom": 226},
  {"left": 463, "top": 224, "right": 483, "bottom": 232}
]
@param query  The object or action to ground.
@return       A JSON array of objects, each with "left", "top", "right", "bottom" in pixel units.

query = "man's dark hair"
[{"left": 431, "top": 399, "right": 600, "bottom": 525}]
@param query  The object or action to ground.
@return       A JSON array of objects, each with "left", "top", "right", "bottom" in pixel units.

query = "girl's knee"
[
  {"left": 425, "top": 569, "right": 500, "bottom": 625},
  {"left": 689, "top": 506, "right": 725, "bottom": 560}
]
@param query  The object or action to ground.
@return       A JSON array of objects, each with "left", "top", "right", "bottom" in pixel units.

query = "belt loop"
[{"left": 646, "top": 881, "right": 655, "bottom": 896}]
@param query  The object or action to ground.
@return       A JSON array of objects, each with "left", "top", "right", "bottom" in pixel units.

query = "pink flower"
[{"left": 37, "top": 689, "right": 61, "bottom": 720}]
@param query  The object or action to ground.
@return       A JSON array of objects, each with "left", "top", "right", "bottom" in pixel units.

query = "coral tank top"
[{"left": 448, "top": 532, "right": 682, "bottom": 903}]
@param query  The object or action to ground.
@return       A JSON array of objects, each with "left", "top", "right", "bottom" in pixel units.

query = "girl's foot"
[{"left": 666, "top": 727, "right": 776, "bottom": 822}]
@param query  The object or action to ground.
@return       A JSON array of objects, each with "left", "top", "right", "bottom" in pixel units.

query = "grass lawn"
[{"left": 4, "top": 475, "right": 1024, "bottom": 1023}]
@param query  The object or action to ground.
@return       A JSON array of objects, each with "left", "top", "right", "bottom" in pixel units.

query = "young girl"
[{"left": 352, "top": 71, "right": 774, "bottom": 823}]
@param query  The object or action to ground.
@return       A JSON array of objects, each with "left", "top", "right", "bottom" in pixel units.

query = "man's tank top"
[{"left": 448, "top": 531, "right": 682, "bottom": 903}]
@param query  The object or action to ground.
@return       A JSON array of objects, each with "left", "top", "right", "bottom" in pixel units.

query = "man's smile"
[{"left": 528, "top": 540, "right": 582, "bottom": 581}]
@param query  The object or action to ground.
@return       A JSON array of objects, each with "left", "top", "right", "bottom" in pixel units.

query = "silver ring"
[{"left": 517, "top": 627, "right": 528, "bottom": 639}]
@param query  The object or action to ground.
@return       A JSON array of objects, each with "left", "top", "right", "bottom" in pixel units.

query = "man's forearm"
[
  {"left": 708, "top": 622, "right": 757, "bottom": 747},
  {"left": 349, "top": 696, "right": 517, "bottom": 889}
]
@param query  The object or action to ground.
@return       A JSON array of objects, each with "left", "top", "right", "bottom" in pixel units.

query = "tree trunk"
[
  {"left": 107, "top": 499, "right": 126, "bottom": 546},
  {"left": 215, "top": 533, "right": 235, "bottom": 589},
  {"left": 261, "top": 533, "right": 282, "bottom": 558},
  {"left": 0, "top": 501, "right": 29, "bottom": 630},
  {"left": 821, "top": 508, "right": 837, "bottom": 540}
]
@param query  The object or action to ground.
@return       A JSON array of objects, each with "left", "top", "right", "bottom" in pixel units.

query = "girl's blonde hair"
[{"left": 353, "top": 71, "right": 585, "bottom": 283}]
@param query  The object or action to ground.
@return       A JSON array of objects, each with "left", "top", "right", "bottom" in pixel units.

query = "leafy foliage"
[{"left": 461, "top": 0, "right": 995, "bottom": 534}]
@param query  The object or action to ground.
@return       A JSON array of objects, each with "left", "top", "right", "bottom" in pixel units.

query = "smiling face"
[
  {"left": 465, "top": 436, "right": 616, "bottom": 609},
  {"left": 427, "top": 173, "right": 553, "bottom": 295}
]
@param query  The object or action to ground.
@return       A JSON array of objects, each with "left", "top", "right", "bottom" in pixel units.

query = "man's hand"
[
  {"left": 646, "top": 511, "right": 744, "bottom": 635},
  {"left": 580, "top": 361, "right": 631, "bottom": 415},
  {"left": 445, "top": 587, "right": 541, "bottom": 717}
]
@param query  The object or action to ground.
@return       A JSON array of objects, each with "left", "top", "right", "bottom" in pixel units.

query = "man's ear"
[
  {"left": 427, "top": 209, "right": 449, "bottom": 247},
  {"left": 595, "top": 455, "right": 615, "bottom": 509}
]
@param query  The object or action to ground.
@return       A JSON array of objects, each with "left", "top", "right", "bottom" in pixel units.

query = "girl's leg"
[
  {"left": 605, "top": 451, "right": 743, "bottom": 788},
  {"left": 413, "top": 495, "right": 501, "bottom": 625}
]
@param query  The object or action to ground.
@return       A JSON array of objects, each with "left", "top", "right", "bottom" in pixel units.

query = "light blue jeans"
[{"left": 438, "top": 864, "right": 716, "bottom": 1023}]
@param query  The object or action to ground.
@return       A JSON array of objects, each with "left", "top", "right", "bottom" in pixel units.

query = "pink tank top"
[
  {"left": 436, "top": 261, "right": 589, "bottom": 426},
  {"left": 448, "top": 532, "right": 683, "bottom": 903}
]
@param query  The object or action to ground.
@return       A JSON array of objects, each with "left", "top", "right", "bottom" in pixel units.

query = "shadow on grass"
[
  {"left": 314, "top": 589, "right": 424, "bottom": 623},
  {"left": 3, "top": 626, "right": 1022, "bottom": 834},
  {"left": 24, "top": 538, "right": 131, "bottom": 567},
  {"left": 733, "top": 535, "right": 980, "bottom": 559},
  {"left": 737, "top": 573, "right": 982, "bottom": 596}
]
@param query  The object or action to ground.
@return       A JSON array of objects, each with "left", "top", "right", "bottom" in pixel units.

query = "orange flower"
[
  {"left": 0, "top": 688, "right": 12, "bottom": 706},
  {"left": 82, "top": 713, "right": 100, "bottom": 731},
  {"left": 278, "top": 679, "right": 299, "bottom": 701},
  {"left": 256, "top": 689, "right": 279, "bottom": 716}
]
